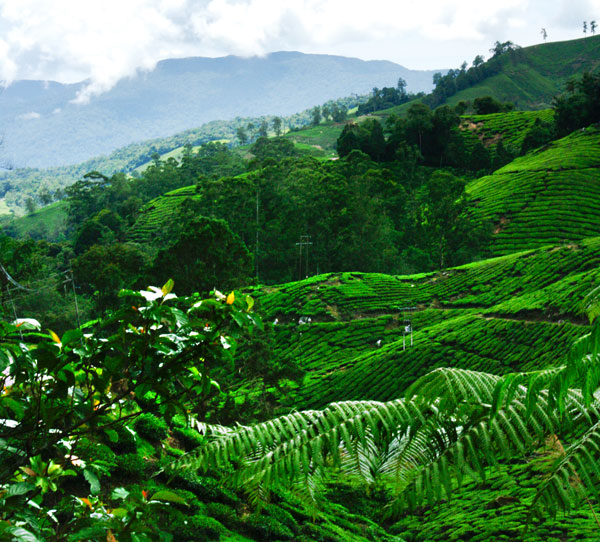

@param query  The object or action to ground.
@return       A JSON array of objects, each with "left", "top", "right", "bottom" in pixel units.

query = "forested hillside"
[
  {"left": 427, "top": 35, "right": 600, "bottom": 109},
  {"left": 1, "top": 36, "right": 600, "bottom": 542},
  {"left": 0, "top": 51, "right": 439, "bottom": 169},
  {"left": 2, "top": 34, "right": 600, "bottom": 217}
]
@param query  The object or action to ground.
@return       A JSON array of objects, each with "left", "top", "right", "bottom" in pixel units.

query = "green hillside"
[
  {"left": 459, "top": 109, "right": 553, "bottom": 152},
  {"left": 467, "top": 126, "right": 600, "bottom": 255},
  {"left": 215, "top": 238, "right": 600, "bottom": 541},
  {"left": 248, "top": 238, "right": 600, "bottom": 411},
  {"left": 445, "top": 35, "right": 600, "bottom": 109},
  {"left": 0, "top": 200, "right": 68, "bottom": 240}
]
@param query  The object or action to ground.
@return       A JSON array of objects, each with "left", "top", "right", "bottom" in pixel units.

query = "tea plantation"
[
  {"left": 467, "top": 126, "right": 600, "bottom": 255},
  {"left": 249, "top": 238, "right": 600, "bottom": 411},
  {"left": 223, "top": 238, "right": 600, "bottom": 541},
  {"left": 459, "top": 109, "right": 553, "bottom": 152}
]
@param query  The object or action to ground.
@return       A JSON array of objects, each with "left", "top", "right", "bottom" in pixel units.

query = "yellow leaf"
[
  {"left": 107, "top": 530, "right": 118, "bottom": 542},
  {"left": 161, "top": 278, "right": 174, "bottom": 296},
  {"left": 226, "top": 292, "right": 235, "bottom": 305},
  {"left": 80, "top": 497, "right": 93, "bottom": 509},
  {"left": 20, "top": 467, "right": 36, "bottom": 477},
  {"left": 246, "top": 295, "right": 254, "bottom": 312},
  {"left": 49, "top": 330, "right": 61, "bottom": 344}
]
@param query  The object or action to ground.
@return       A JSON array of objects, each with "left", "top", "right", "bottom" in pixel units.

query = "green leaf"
[
  {"left": 104, "top": 428, "right": 119, "bottom": 443},
  {"left": 3, "top": 398, "right": 25, "bottom": 420},
  {"left": 112, "top": 487, "right": 130, "bottom": 500},
  {"left": 6, "top": 482, "right": 35, "bottom": 497},
  {"left": 61, "top": 329, "right": 83, "bottom": 346},
  {"left": 150, "top": 490, "right": 187, "bottom": 505},
  {"left": 83, "top": 469, "right": 100, "bottom": 494},
  {"left": 162, "top": 279, "right": 175, "bottom": 296},
  {"left": 111, "top": 507, "right": 128, "bottom": 518},
  {"left": 9, "top": 527, "right": 43, "bottom": 542}
]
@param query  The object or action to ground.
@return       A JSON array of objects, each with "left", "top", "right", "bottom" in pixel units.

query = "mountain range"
[{"left": 0, "top": 51, "right": 440, "bottom": 168}]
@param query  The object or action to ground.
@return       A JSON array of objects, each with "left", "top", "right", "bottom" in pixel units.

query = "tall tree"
[
  {"left": 311, "top": 106, "right": 322, "bottom": 126},
  {"left": 236, "top": 126, "right": 248, "bottom": 145}
]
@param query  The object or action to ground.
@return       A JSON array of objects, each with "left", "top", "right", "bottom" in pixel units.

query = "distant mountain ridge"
[{"left": 0, "top": 51, "right": 441, "bottom": 168}]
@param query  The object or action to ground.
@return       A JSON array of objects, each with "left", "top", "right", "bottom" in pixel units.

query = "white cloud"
[
  {"left": 0, "top": 0, "right": 599, "bottom": 99},
  {"left": 18, "top": 111, "right": 41, "bottom": 120}
]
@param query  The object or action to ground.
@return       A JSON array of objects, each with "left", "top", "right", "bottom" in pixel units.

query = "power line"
[{"left": 296, "top": 235, "right": 313, "bottom": 281}]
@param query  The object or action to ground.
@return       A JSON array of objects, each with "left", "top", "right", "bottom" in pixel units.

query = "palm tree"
[{"left": 177, "top": 296, "right": 600, "bottom": 520}]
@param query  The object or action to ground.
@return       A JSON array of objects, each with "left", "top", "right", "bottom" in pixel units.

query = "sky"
[{"left": 0, "top": 0, "right": 599, "bottom": 102}]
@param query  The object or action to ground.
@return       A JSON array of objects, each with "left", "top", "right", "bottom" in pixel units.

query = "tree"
[
  {"left": 331, "top": 103, "right": 348, "bottom": 122},
  {"left": 405, "top": 103, "right": 433, "bottom": 155},
  {"left": 591, "top": 20, "right": 597, "bottom": 34},
  {"left": 38, "top": 187, "right": 53, "bottom": 206},
  {"left": 73, "top": 242, "right": 149, "bottom": 312},
  {"left": 257, "top": 120, "right": 268, "bottom": 138},
  {"left": 311, "top": 106, "right": 322, "bottom": 126},
  {"left": 272, "top": 116, "right": 282, "bottom": 136},
  {"left": 473, "top": 95, "right": 514, "bottom": 114},
  {"left": 0, "top": 283, "right": 260, "bottom": 539},
  {"left": 150, "top": 215, "right": 253, "bottom": 296},
  {"left": 336, "top": 123, "right": 362, "bottom": 158},
  {"left": 182, "top": 301, "right": 600, "bottom": 524},
  {"left": 541, "top": 27, "right": 547, "bottom": 41},
  {"left": 236, "top": 126, "right": 248, "bottom": 145},
  {"left": 583, "top": 21, "right": 588, "bottom": 35},
  {"left": 415, "top": 170, "right": 482, "bottom": 268},
  {"left": 490, "top": 40, "right": 518, "bottom": 57},
  {"left": 24, "top": 197, "right": 37, "bottom": 215},
  {"left": 397, "top": 77, "right": 407, "bottom": 99},
  {"left": 472, "top": 54, "right": 485, "bottom": 68},
  {"left": 553, "top": 71, "right": 600, "bottom": 136},
  {"left": 247, "top": 122, "right": 255, "bottom": 141},
  {"left": 521, "top": 118, "right": 555, "bottom": 154}
]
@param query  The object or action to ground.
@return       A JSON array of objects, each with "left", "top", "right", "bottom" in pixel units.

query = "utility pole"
[
  {"left": 255, "top": 186, "right": 259, "bottom": 283},
  {"left": 296, "top": 235, "right": 313, "bottom": 280}
]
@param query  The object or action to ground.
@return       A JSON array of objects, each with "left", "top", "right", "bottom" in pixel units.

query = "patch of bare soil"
[{"left": 494, "top": 216, "right": 510, "bottom": 234}]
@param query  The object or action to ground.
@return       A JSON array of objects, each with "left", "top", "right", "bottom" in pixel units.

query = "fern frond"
[
  {"left": 531, "top": 419, "right": 600, "bottom": 514},
  {"left": 176, "top": 398, "right": 427, "bottom": 493}
]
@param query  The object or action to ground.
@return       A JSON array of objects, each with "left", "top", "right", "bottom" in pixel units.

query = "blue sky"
[{"left": 0, "top": 0, "right": 598, "bottom": 101}]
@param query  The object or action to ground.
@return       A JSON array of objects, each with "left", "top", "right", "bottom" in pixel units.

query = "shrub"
[
  {"left": 172, "top": 425, "right": 204, "bottom": 450},
  {"left": 116, "top": 453, "right": 152, "bottom": 479},
  {"left": 108, "top": 423, "right": 138, "bottom": 453},
  {"left": 204, "top": 501, "right": 237, "bottom": 522},
  {"left": 173, "top": 514, "right": 225, "bottom": 541},
  {"left": 171, "top": 472, "right": 239, "bottom": 505},
  {"left": 134, "top": 413, "right": 168, "bottom": 441},
  {"left": 75, "top": 438, "right": 117, "bottom": 473},
  {"left": 243, "top": 514, "right": 294, "bottom": 541}
]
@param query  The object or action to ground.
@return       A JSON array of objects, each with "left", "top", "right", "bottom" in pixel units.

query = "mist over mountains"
[{"left": 0, "top": 51, "right": 441, "bottom": 169}]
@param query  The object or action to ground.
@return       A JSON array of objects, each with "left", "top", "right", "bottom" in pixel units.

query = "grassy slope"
[
  {"left": 467, "top": 126, "right": 600, "bottom": 255},
  {"left": 2, "top": 201, "right": 69, "bottom": 240},
  {"left": 446, "top": 35, "right": 600, "bottom": 109}
]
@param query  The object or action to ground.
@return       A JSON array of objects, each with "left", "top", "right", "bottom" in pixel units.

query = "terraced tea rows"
[
  {"left": 249, "top": 240, "right": 600, "bottom": 411},
  {"left": 459, "top": 109, "right": 553, "bottom": 152},
  {"left": 255, "top": 238, "right": 600, "bottom": 322},
  {"left": 391, "top": 459, "right": 600, "bottom": 541},
  {"left": 467, "top": 127, "right": 600, "bottom": 255}
]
